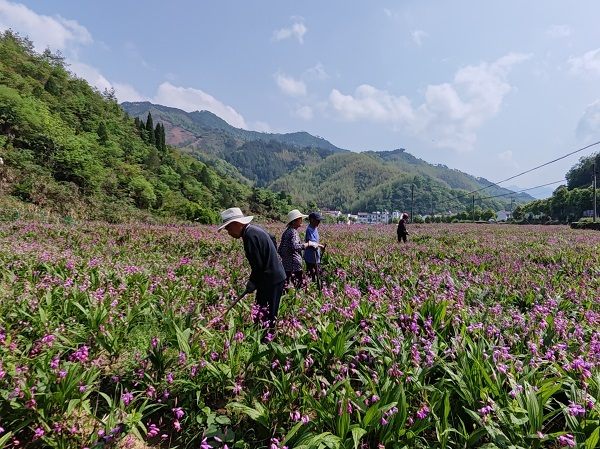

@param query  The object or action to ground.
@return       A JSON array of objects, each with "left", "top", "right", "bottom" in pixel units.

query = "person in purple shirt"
[
  {"left": 303, "top": 211, "right": 326, "bottom": 281},
  {"left": 219, "top": 207, "right": 286, "bottom": 330}
]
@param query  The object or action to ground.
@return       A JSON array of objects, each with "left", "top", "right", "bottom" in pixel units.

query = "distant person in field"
[
  {"left": 397, "top": 213, "right": 409, "bottom": 243},
  {"left": 304, "top": 211, "right": 326, "bottom": 281},
  {"left": 218, "top": 207, "right": 286, "bottom": 331},
  {"left": 278, "top": 209, "right": 314, "bottom": 289}
]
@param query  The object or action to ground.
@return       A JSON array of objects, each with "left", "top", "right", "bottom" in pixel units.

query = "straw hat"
[
  {"left": 218, "top": 207, "right": 254, "bottom": 231},
  {"left": 286, "top": 209, "right": 308, "bottom": 224}
]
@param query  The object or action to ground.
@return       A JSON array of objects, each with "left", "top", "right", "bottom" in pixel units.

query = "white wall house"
[
  {"left": 496, "top": 210, "right": 512, "bottom": 221},
  {"left": 356, "top": 212, "right": 369, "bottom": 224},
  {"left": 364, "top": 211, "right": 390, "bottom": 224}
]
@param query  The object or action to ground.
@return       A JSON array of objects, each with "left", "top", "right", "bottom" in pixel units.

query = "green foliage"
[
  {"left": 566, "top": 151, "right": 600, "bottom": 190},
  {"left": 518, "top": 184, "right": 594, "bottom": 222},
  {"left": 0, "top": 30, "right": 294, "bottom": 223}
]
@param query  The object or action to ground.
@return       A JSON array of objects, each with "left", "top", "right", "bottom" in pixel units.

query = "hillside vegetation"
[
  {"left": 122, "top": 103, "right": 535, "bottom": 215},
  {"left": 0, "top": 30, "right": 293, "bottom": 223}
]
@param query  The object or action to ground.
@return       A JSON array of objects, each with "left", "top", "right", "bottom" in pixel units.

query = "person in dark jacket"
[
  {"left": 219, "top": 207, "right": 286, "bottom": 329},
  {"left": 397, "top": 213, "right": 409, "bottom": 243}
]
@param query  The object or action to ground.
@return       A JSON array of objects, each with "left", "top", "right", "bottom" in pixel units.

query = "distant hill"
[
  {"left": 121, "top": 102, "right": 535, "bottom": 214},
  {"left": 121, "top": 101, "right": 347, "bottom": 154}
]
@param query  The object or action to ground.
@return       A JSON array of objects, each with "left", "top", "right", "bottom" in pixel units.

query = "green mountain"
[
  {"left": 121, "top": 101, "right": 346, "bottom": 154},
  {"left": 122, "top": 102, "right": 534, "bottom": 215},
  {"left": 0, "top": 30, "right": 294, "bottom": 224}
]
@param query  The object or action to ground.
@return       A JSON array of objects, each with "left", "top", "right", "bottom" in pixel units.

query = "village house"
[{"left": 496, "top": 210, "right": 512, "bottom": 221}]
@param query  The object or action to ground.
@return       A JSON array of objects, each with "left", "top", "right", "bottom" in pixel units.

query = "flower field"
[{"left": 1, "top": 221, "right": 600, "bottom": 449}]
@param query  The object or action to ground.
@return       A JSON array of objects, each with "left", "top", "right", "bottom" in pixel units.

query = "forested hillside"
[
  {"left": 0, "top": 30, "right": 293, "bottom": 223},
  {"left": 124, "top": 103, "right": 535, "bottom": 215}
]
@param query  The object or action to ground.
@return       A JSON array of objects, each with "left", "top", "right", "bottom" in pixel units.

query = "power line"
[
  {"left": 477, "top": 179, "right": 566, "bottom": 201},
  {"left": 439, "top": 140, "right": 600, "bottom": 205}
]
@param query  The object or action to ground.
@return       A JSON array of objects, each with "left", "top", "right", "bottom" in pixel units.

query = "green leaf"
[
  {"left": 215, "top": 415, "right": 231, "bottom": 425},
  {"left": 350, "top": 426, "right": 367, "bottom": 449},
  {"left": 174, "top": 323, "right": 191, "bottom": 355},
  {"left": 98, "top": 391, "right": 113, "bottom": 408},
  {"left": 281, "top": 422, "right": 304, "bottom": 446},
  {"left": 228, "top": 401, "right": 270, "bottom": 428},
  {"left": 0, "top": 431, "right": 14, "bottom": 449},
  {"left": 586, "top": 426, "right": 600, "bottom": 449}
]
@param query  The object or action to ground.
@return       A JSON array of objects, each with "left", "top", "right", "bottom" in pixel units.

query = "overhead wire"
[
  {"left": 477, "top": 179, "right": 566, "bottom": 201},
  {"left": 438, "top": 140, "right": 600, "bottom": 205}
]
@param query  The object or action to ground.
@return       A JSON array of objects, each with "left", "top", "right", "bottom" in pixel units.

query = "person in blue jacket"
[
  {"left": 303, "top": 211, "right": 326, "bottom": 281},
  {"left": 219, "top": 207, "right": 286, "bottom": 329}
]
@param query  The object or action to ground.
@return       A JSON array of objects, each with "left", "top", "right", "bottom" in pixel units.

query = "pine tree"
[
  {"left": 145, "top": 112, "right": 155, "bottom": 145},
  {"left": 97, "top": 121, "right": 109, "bottom": 145},
  {"left": 155, "top": 123, "right": 167, "bottom": 156}
]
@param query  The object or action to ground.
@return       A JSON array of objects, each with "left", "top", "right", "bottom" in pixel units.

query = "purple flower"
[
  {"left": 557, "top": 434, "right": 575, "bottom": 447},
  {"left": 568, "top": 401, "right": 585, "bottom": 417},
  {"left": 416, "top": 406, "right": 430, "bottom": 419},
  {"left": 147, "top": 423, "right": 159, "bottom": 438},
  {"left": 33, "top": 427, "right": 44, "bottom": 440},
  {"left": 478, "top": 405, "right": 493, "bottom": 415},
  {"left": 122, "top": 391, "right": 134, "bottom": 405}
]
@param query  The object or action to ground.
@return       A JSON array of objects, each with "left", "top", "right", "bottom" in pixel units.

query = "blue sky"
[{"left": 2, "top": 1, "right": 600, "bottom": 198}]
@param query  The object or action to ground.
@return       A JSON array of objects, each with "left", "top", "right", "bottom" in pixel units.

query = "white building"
[
  {"left": 496, "top": 210, "right": 512, "bottom": 221},
  {"left": 356, "top": 212, "right": 369, "bottom": 224}
]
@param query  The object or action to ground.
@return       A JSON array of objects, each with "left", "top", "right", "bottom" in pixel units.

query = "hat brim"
[
  {"left": 287, "top": 214, "right": 308, "bottom": 224},
  {"left": 218, "top": 215, "right": 253, "bottom": 231}
]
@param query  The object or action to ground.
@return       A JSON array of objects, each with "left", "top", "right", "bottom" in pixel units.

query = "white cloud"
[
  {"left": 153, "top": 82, "right": 248, "bottom": 129},
  {"left": 112, "top": 82, "right": 146, "bottom": 103},
  {"left": 250, "top": 121, "right": 271, "bottom": 133},
  {"left": 69, "top": 61, "right": 112, "bottom": 89},
  {"left": 305, "top": 63, "right": 329, "bottom": 81},
  {"left": 328, "top": 84, "right": 414, "bottom": 123},
  {"left": 0, "top": 0, "right": 91, "bottom": 53},
  {"left": 568, "top": 48, "right": 600, "bottom": 78},
  {"left": 497, "top": 150, "right": 519, "bottom": 170},
  {"left": 274, "top": 72, "right": 307, "bottom": 97},
  {"left": 272, "top": 17, "right": 307, "bottom": 44},
  {"left": 294, "top": 105, "right": 313, "bottom": 120},
  {"left": 325, "top": 53, "right": 531, "bottom": 152},
  {"left": 411, "top": 30, "right": 427, "bottom": 48},
  {"left": 546, "top": 25, "right": 571, "bottom": 38},
  {"left": 576, "top": 100, "right": 600, "bottom": 142}
]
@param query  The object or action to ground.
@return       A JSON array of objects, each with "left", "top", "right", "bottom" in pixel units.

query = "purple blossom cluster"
[{"left": 1, "top": 222, "right": 600, "bottom": 447}]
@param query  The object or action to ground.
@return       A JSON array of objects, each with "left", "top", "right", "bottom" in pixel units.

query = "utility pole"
[
  {"left": 431, "top": 194, "right": 434, "bottom": 218},
  {"left": 594, "top": 162, "right": 597, "bottom": 222},
  {"left": 411, "top": 184, "right": 414, "bottom": 220},
  {"left": 472, "top": 195, "right": 475, "bottom": 222}
]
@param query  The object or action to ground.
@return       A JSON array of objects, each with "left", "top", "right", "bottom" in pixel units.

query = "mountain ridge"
[{"left": 120, "top": 101, "right": 535, "bottom": 213}]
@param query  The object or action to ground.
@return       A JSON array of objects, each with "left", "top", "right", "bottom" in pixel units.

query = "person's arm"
[{"left": 292, "top": 229, "right": 308, "bottom": 252}]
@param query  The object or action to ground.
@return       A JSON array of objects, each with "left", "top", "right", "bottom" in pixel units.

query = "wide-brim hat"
[
  {"left": 218, "top": 207, "right": 253, "bottom": 231},
  {"left": 287, "top": 209, "right": 308, "bottom": 224}
]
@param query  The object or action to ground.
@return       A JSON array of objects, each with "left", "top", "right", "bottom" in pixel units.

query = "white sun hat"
[
  {"left": 286, "top": 209, "right": 308, "bottom": 224},
  {"left": 218, "top": 207, "right": 254, "bottom": 231}
]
